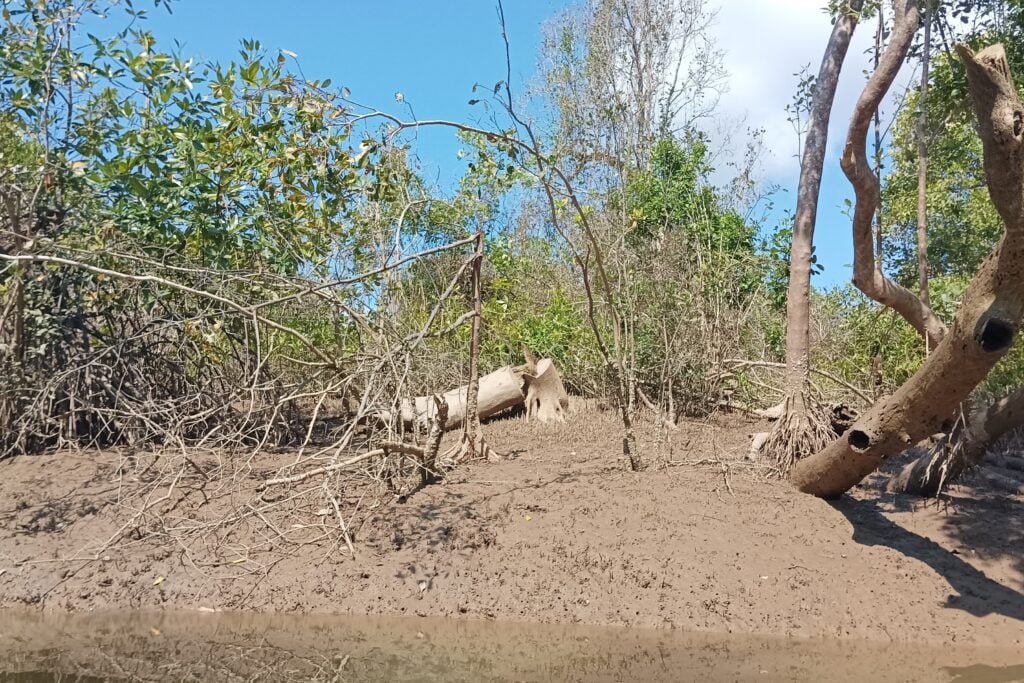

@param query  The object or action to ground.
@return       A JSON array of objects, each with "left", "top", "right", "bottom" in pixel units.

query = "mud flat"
[{"left": 1, "top": 413, "right": 1022, "bottom": 656}]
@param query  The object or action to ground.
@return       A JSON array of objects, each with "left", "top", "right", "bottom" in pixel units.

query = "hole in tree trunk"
[
  {"left": 977, "top": 317, "right": 1015, "bottom": 352},
  {"left": 1015, "top": 111, "right": 1023, "bottom": 137},
  {"left": 848, "top": 429, "right": 872, "bottom": 452}
]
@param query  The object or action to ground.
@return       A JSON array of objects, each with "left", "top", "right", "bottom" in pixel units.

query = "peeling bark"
[{"left": 792, "top": 42, "right": 1024, "bottom": 498}]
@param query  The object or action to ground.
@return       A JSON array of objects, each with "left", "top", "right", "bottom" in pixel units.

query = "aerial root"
[{"left": 758, "top": 392, "right": 835, "bottom": 476}]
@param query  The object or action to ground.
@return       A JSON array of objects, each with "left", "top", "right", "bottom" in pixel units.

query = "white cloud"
[{"left": 707, "top": 1, "right": 913, "bottom": 184}]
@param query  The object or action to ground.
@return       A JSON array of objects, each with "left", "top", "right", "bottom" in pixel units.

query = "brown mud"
[{"left": 1, "top": 410, "right": 1022, "bottom": 649}]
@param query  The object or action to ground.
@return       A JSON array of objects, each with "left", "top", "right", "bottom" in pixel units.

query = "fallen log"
[
  {"left": 525, "top": 357, "right": 569, "bottom": 422},
  {"left": 399, "top": 352, "right": 569, "bottom": 431},
  {"left": 401, "top": 365, "right": 527, "bottom": 431}
]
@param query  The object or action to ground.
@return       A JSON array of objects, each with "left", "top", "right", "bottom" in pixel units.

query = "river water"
[{"left": 0, "top": 609, "right": 1021, "bottom": 682}]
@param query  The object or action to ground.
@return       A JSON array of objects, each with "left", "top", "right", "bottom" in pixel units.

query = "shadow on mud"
[{"left": 833, "top": 497, "right": 1024, "bottom": 622}]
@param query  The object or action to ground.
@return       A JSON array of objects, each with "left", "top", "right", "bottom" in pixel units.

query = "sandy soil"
[{"left": 1, "top": 410, "right": 1022, "bottom": 648}]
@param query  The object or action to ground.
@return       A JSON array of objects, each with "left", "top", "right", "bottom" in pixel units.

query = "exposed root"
[
  {"left": 890, "top": 386, "right": 1024, "bottom": 497},
  {"left": 420, "top": 396, "right": 448, "bottom": 486},
  {"left": 887, "top": 416, "right": 968, "bottom": 497},
  {"left": 758, "top": 392, "right": 835, "bottom": 476},
  {"left": 440, "top": 433, "right": 500, "bottom": 469},
  {"left": 889, "top": 433, "right": 1024, "bottom": 497},
  {"left": 888, "top": 402, "right": 1024, "bottom": 497}
]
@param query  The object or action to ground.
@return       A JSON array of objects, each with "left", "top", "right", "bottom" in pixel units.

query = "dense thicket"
[{"left": 3, "top": 0, "right": 1024, "bottom": 499}]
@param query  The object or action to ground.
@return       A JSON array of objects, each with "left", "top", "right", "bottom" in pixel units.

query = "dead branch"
[
  {"left": 256, "top": 442, "right": 427, "bottom": 491},
  {"left": 0, "top": 252, "right": 338, "bottom": 366},
  {"left": 725, "top": 358, "right": 874, "bottom": 406}
]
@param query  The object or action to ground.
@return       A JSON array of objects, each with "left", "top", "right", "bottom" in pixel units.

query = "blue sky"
[{"left": 117, "top": 0, "right": 908, "bottom": 289}]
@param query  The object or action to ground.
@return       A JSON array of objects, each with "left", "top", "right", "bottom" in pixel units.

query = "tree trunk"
[
  {"left": 401, "top": 366, "right": 527, "bottom": 432},
  {"left": 849, "top": 1, "right": 974, "bottom": 495},
  {"left": 421, "top": 396, "right": 448, "bottom": 485},
  {"left": 873, "top": 4, "right": 886, "bottom": 267},
  {"left": 2, "top": 194, "right": 26, "bottom": 363},
  {"left": 765, "top": 0, "right": 865, "bottom": 470},
  {"left": 916, "top": 5, "right": 932, "bottom": 311},
  {"left": 461, "top": 230, "right": 485, "bottom": 457},
  {"left": 783, "top": 0, "right": 864, "bottom": 395},
  {"left": 792, "top": 43, "right": 1024, "bottom": 498}
]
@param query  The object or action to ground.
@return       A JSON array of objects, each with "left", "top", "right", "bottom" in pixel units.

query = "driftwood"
[
  {"left": 399, "top": 351, "right": 570, "bottom": 431},
  {"left": 523, "top": 347, "right": 569, "bottom": 422}
]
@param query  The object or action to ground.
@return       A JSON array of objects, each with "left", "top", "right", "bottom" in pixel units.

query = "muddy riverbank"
[{"left": 1, "top": 412, "right": 1022, "bottom": 649}]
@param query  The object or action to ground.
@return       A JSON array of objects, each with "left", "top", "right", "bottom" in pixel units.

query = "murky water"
[{"left": 0, "top": 609, "right": 1021, "bottom": 682}]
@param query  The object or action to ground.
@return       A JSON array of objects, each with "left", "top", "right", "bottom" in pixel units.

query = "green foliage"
[
  {"left": 875, "top": 2, "right": 1024, "bottom": 403},
  {"left": 813, "top": 286, "right": 924, "bottom": 394},
  {"left": 1, "top": 1, "right": 369, "bottom": 274},
  {"left": 882, "top": 4, "right": 1024, "bottom": 285},
  {"left": 22, "top": 0, "right": 1024, "bottom": 456},
  {"left": 760, "top": 217, "right": 823, "bottom": 313},
  {"left": 623, "top": 137, "right": 753, "bottom": 254},
  {"left": 811, "top": 275, "right": 1024, "bottom": 402},
  {"left": 482, "top": 235, "right": 602, "bottom": 386},
  {"left": 0, "top": 1, "right": 408, "bottom": 452},
  {"left": 882, "top": 82, "right": 1004, "bottom": 284},
  {"left": 421, "top": 131, "right": 524, "bottom": 243}
]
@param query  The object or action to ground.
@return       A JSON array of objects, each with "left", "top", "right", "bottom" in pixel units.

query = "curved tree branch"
[{"left": 842, "top": 0, "right": 947, "bottom": 350}]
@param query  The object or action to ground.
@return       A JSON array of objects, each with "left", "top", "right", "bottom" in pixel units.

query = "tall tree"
[
  {"left": 761, "top": 0, "right": 866, "bottom": 472},
  {"left": 874, "top": 4, "right": 887, "bottom": 266},
  {"left": 883, "top": 0, "right": 1024, "bottom": 495},
  {"left": 537, "top": 0, "right": 732, "bottom": 469},
  {"left": 916, "top": 1, "right": 933, "bottom": 310},
  {"left": 882, "top": 0, "right": 1024, "bottom": 286}
]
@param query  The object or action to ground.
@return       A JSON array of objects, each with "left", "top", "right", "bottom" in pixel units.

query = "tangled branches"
[{"left": 0, "top": 232, "right": 481, "bottom": 459}]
